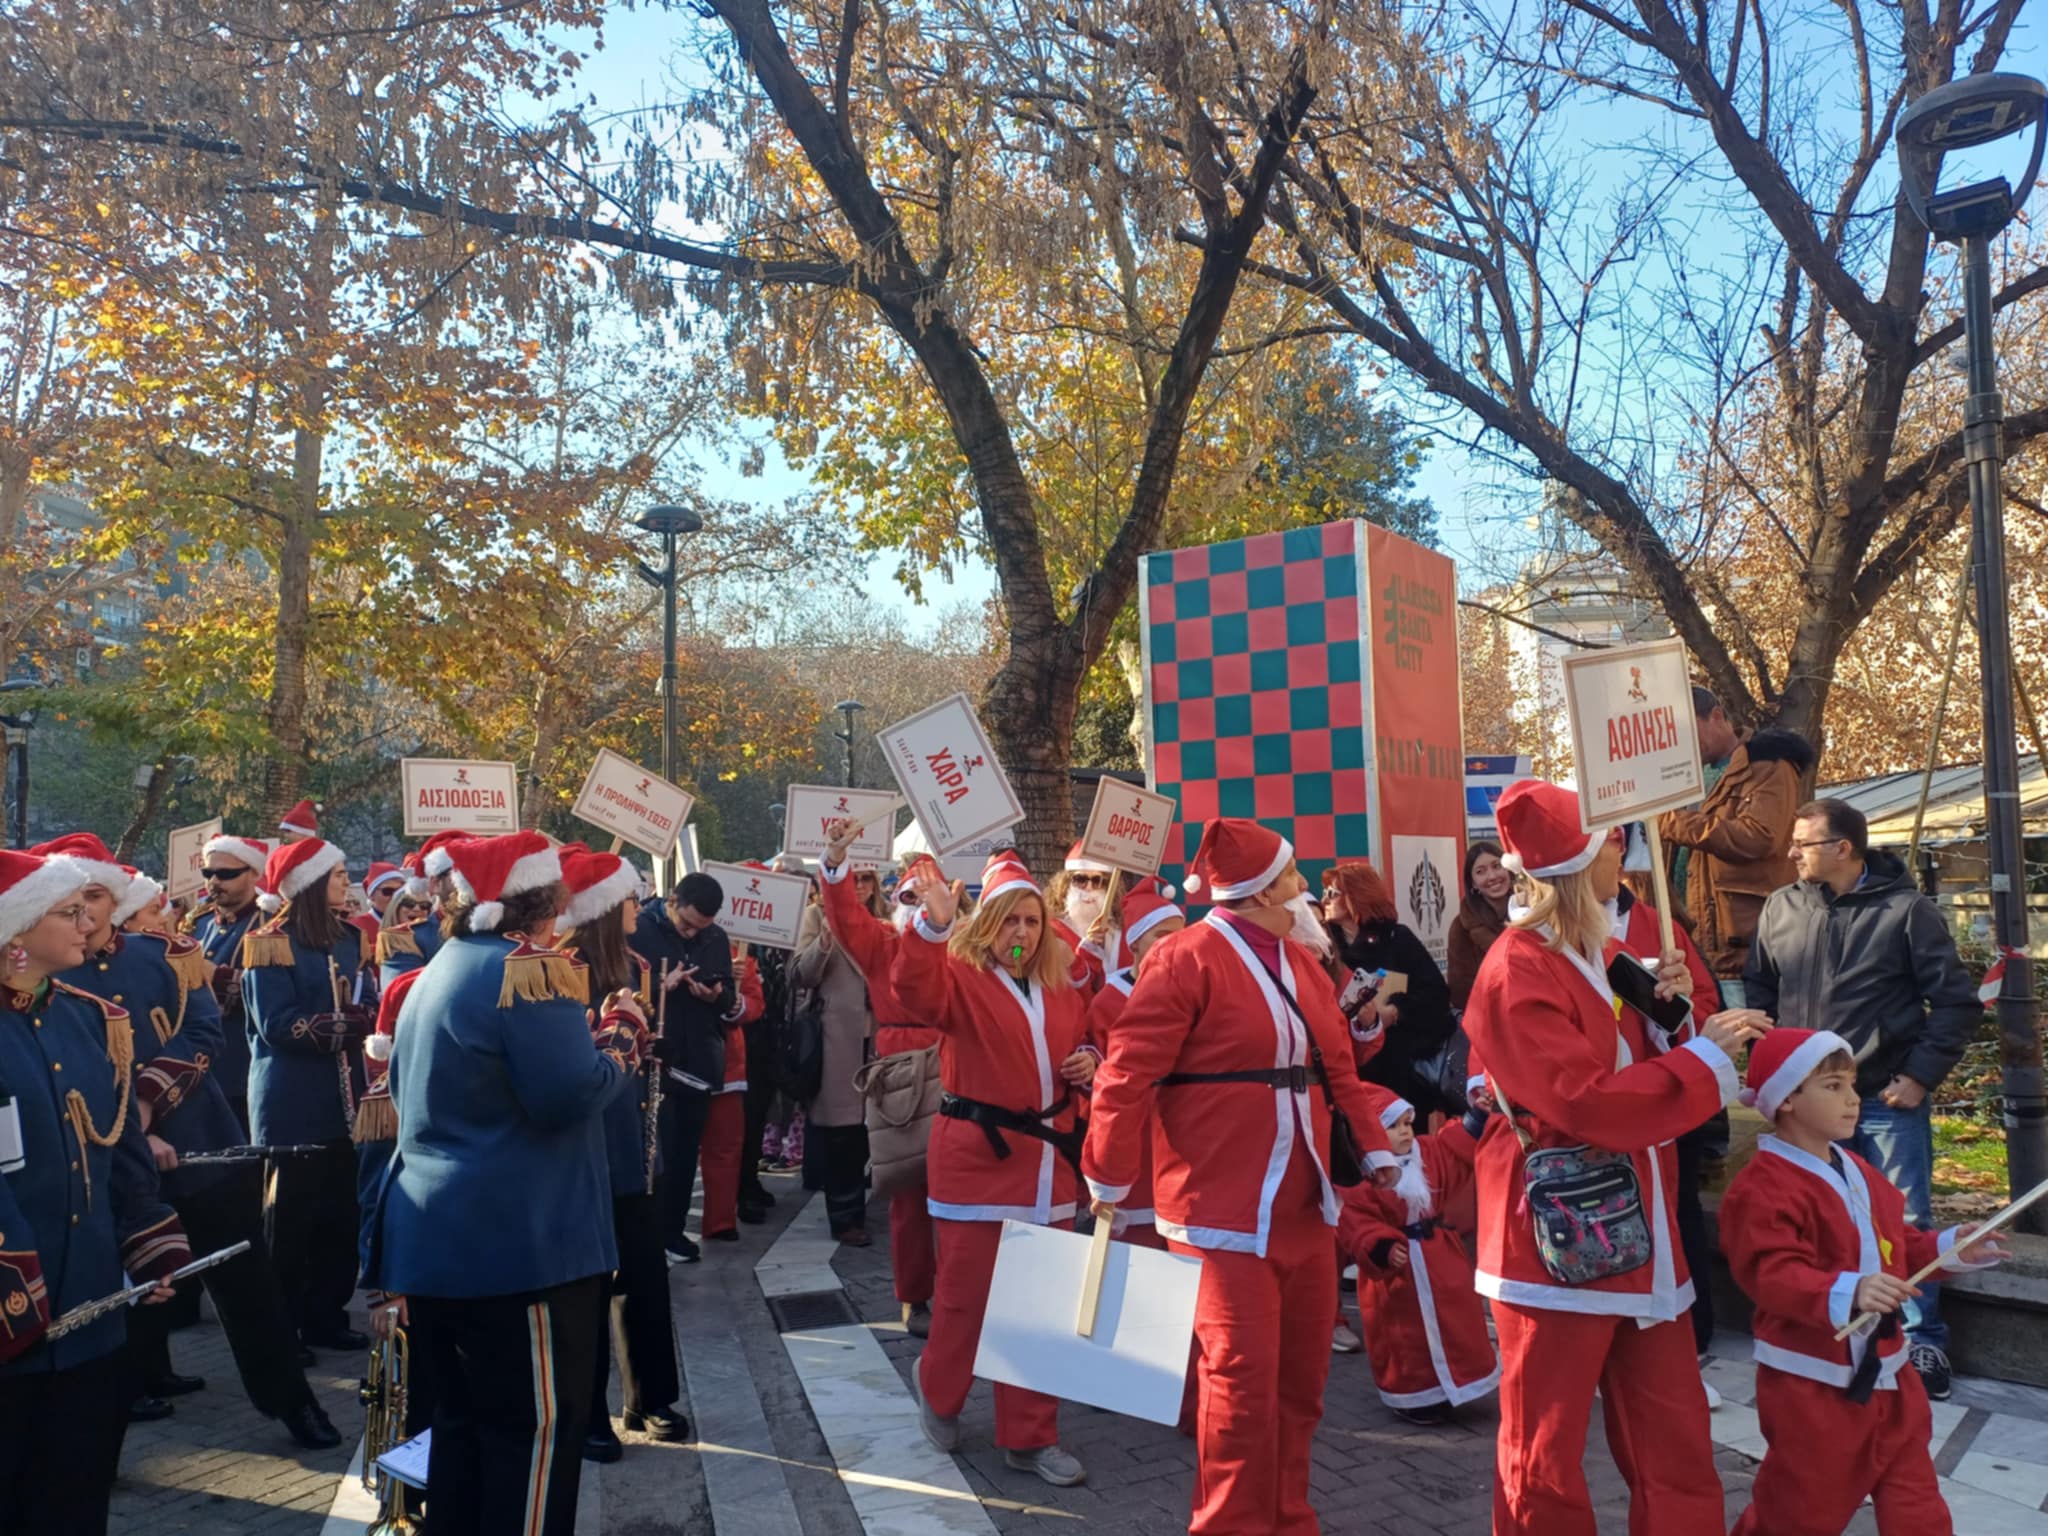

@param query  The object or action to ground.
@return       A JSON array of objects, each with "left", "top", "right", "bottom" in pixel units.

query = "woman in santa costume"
[
  {"left": 1336, "top": 1097, "right": 1496, "bottom": 1423},
  {"left": 1463, "top": 779, "right": 1769, "bottom": 1536},
  {"left": 815, "top": 823, "right": 940, "bottom": 1334},
  {"left": 892, "top": 850, "right": 1095, "bottom": 1488},
  {"left": 1083, "top": 817, "right": 1399, "bottom": 1536}
]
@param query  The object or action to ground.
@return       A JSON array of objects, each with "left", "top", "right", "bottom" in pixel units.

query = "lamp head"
[
  {"left": 835, "top": 700, "right": 865, "bottom": 716},
  {"left": 635, "top": 504, "right": 705, "bottom": 536},
  {"left": 1897, "top": 72, "right": 2048, "bottom": 241}
]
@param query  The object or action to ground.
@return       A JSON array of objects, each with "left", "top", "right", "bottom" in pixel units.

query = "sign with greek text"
[
  {"left": 571, "top": 749, "right": 695, "bottom": 859},
  {"left": 1560, "top": 638, "right": 1704, "bottom": 829},
  {"left": 700, "top": 860, "right": 809, "bottom": 950},
  {"left": 164, "top": 818, "right": 222, "bottom": 901},
  {"left": 1079, "top": 779, "right": 1176, "bottom": 877},
  {"left": 782, "top": 784, "right": 901, "bottom": 863},
  {"left": 400, "top": 759, "right": 521, "bottom": 837},
  {"left": 876, "top": 693, "right": 1025, "bottom": 857}
]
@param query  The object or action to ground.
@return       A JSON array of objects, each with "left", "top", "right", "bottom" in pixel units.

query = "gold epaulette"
[
  {"left": 351, "top": 1093, "right": 398, "bottom": 1144},
  {"left": 240, "top": 923, "right": 295, "bottom": 970},
  {"left": 161, "top": 933, "right": 213, "bottom": 996},
  {"left": 374, "top": 924, "right": 421, "bottom": 968},
  {"left": 497, "top": 941, "right": 589, "bottom": 1008}
]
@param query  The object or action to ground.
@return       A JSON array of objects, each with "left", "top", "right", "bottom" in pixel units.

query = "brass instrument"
[{"left": 359, "top": 1302, "right": 419, "bottom": 1534}]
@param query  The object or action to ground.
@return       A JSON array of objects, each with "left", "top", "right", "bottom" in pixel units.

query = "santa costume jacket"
[
  {"left": 1461, "top": 924, "right": 1737, "bottom": 1320},
  {"left": 1084, "top": 909, "right": 1396, "bottom": 1256},
  {"left": 1084, "top": 968, "right": 1156, "bottom": 1229},
  {"left": 889, "top": 914, "right": 1088, "bottom": 1225},
  {"left": 1337, "top": 1123, "right": 1499, "bottom": 1409},
  {"left": 817, "top": 864, "right": 938, "bottom": 1058}
]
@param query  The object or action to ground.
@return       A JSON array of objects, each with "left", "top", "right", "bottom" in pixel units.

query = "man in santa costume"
[
  {"left": 1463, "top": 779, "right": 1769, "bottom": 1536},
  {"left": 1083, "top": 817, "right": 1399, "bottom": 1535},
  {"left": 1721, "top": 1029, "right": 2004, "bottom": 1535},
  {"left": 1053, "top": 842, "right": 1130, "bottom": 992},
  {"left": 1336, "top": 1098, "right": 1497, "bottom": 1423}
]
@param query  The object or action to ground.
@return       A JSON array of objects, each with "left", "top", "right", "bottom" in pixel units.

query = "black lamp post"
[
  {"left": 1898, "top": 72, "right": 2048, "bottom": 1223},
  {"left": 0, "top": 681, "right": 41, "bottom": 849},
  {"left": 834, "top": 700, "right": 865, "bottom": 788},
  {"left": 635, "top": 504, "right": 705, "bottom": 889}
]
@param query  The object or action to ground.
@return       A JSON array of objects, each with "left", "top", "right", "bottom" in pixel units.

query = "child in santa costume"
[
  {"left": 1336, "top": 1098, "right": 1497, "bottom": 1423},
  {"left": 1463, "top": 779, "right": 1768, "bottom": 1536},
  {"left": 1722, "top": 1029, "right": 2004, "bottom": 1536},
  {"left": 1084, "top": 818, "right": 1398, "bottom": 1535},
  {"left": 893, "top": 851, "right": 1095, "bottom": 1488}
]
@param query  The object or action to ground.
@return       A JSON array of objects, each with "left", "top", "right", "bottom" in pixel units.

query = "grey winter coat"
[
  {"left": 1742, "top": 850, "right": 1979, "bottom": 1098},
  {"left": 790, "top": 900, "right": 876, "bottom": 1127}
]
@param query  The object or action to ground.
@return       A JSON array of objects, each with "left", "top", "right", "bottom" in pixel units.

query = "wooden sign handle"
[
  {"left": 1643, "top": 820, "right": 1678, "bottom": 959},
  {"left": 1076, "top": 1216, "right": 1115, "bottom": 1338},
  {"left": 1834, "top": 1173, "right": 2048, "bottom": 1339},
  {"left": 608, "top": 835, "right": 626, "bottom": 854},
  {"left": 841, "top": 795, "right": 908, "bottom": 843}
]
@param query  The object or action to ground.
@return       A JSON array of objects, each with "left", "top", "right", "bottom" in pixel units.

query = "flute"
[
  {"left": 328, "top": 956, "right": 357, "bottom": 1121},
  {"left": 47, "top": 1242, "right": 252, "bottom": 1340}
]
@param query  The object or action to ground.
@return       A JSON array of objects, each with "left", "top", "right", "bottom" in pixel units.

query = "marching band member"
[
  {"left": 894, "top": 851, "right": 1093, "bottom": 1487},
  {"left": 1462, "top": 780, "right": 1765, "bottom": 1536},
  {"left": 242, "top": 836, "right": 374, "bottom": 1354},
  {"left": 188, "top": 832, "right": 269, "bottom": 1131},
  {"left": 376, "top": 834, "right": 458, "bottom": 988},
  {"left": 1082, "top": 878, "right": 1185, "bottom": 1246},
  {"left": 1336, "top": 1098, "right": 1497, "bottom": 1422},
  {"left": 0, "top": 848, "right": 191, "bottom": 1534},
  {"left": 558, "top": 848, "right": 689, "bottom": 1460},
  {"left": 369, "top": 831, "right": 642, "bottom": 1536},
  {"left": 1083, "top": 818, "right": 1398, "bottom": 1534},
  {"left": 817, "top": 824, "right": 938, "bottom": 1332},
  {"left": 277, "top": 799, "right": 321, "bottom": 846}
]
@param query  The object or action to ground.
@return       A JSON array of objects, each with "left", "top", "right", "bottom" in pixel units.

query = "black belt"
[
  {"left": 938, "top": 1092, "right": 1085, "bottom": 1179},
  {"left": 1402, "top": 1217, "right": 1440, "bottom": 1242},
  {"left": 1157, "top": 1065, "right": 1317, "bottom": 1092}
]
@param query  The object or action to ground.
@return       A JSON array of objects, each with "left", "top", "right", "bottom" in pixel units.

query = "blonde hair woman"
[{"left": 889, "top": 851, "right": 1095, "bottom": 1488}]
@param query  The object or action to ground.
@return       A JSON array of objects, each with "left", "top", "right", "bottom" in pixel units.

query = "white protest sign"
[
  {"left": 164, "top": 818, "right": 222, "bottom": 901},
  {"left": 572, "top": 749, "right": 695, "bottom": 859},
  {"left": 876, "top": 693, "right": 1024, "bottom": 857},
  {"left": 1560, "top": 638, "right": 1705, "bottom": 830},
  {"left": 972, "top": 1220, "right": 1201, "bottom": 1427},
  {"left": 400, "top": 759, "right": 520, "bottom": 836},
  {"left": 700, "top": 860, "right": 810, "bottom": 950},
  {"left": 781, "top": 784, "right": 900, "bottom": 863},
  {"left": 1079, "top": 779, "right": 1176, "bottom": 877}
]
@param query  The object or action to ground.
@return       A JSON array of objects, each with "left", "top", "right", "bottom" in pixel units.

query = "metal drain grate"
[{"left": 768, "top": 1290, "right": 860, "bottom": 1333}]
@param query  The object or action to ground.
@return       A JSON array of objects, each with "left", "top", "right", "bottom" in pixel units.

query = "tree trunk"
[
  {"left": 522, "top": 673, "right": 566, "bottom": 828},
  {"left": 263, "top": 425, "right": 320, "bottom": 820},
  {"left": 981, "top": 625, "right": 1087, "bottom": 876},
  {"left": 114, "top": 758, "right": 171, "bottom": 862}
]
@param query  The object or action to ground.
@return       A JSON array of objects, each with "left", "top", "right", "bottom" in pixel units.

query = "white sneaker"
[
  {"left": 915, "top": 1372, "right": 961, "bottom": 1453},
  {"left": 1332, "top": 1321, "right": 1364, "bottom": 1354},
  {"left": 1006, "top": 1445, "right": 1087, "bottom": 1486}
]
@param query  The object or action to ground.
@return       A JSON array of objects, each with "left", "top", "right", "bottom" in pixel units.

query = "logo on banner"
[
  {"left": 1391, "top": 834, "right": 1458, "bottom": 968},
  {"left": 1407, "top": 852, "right": 1448, "bottom": 935},
  {"left": 1627, "top": 667, "right": 1648, "bottom": 703}
]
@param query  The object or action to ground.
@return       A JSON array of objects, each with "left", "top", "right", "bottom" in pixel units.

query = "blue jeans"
[{"left": 1846, "top": 1098, "right": 1946, "bottom": 1352}]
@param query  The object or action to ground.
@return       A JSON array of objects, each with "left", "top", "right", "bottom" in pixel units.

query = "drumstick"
[
  {"left": 1075, "top": 1217, "right": 1115, "bottom": 1338},
  {"left": 1834, "top": 1172, "right": 2048, "bottom": 1339}
]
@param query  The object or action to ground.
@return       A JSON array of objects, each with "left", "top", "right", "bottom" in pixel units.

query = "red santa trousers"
[
  {"left": 1168, "top": 1182, "right": 1336, "bottom": 1535},
  {"left": 889, "top": 1184, "right": 936, "bottom": 1305},
  {"left": 917, "top": 1217, "right": 1060, "bottom": 1450},
  {"left": 699, "top": 1094, "right": 745, "bottom": 1238},
  {"left": 1492, "top": 1301, "right": 1723, "bottom": 1536},
  {"left": 1731, "top": 1367, "right": 1948, "bottom": 1536}
]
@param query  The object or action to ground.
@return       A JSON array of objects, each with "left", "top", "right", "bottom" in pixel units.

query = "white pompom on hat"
[
  {"left": 1740, "top": 1028, "right": 1855, "bottom": 1123},
  {"left": 445, "top": 831, "right": 562, "bottom": 933},
  {"left": 1181, "top": 818, "right": 1292, "bottom": 901},
  {"left": 1494, "top": 780, "right": 1604, "bottom": 881}
]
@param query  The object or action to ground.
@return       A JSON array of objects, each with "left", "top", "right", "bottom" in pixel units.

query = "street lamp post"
[
  {"left": 635, "top": 504, "right": 705, "bottom": 891},
  {"left": 0, "top": 681, "right": 41, "bottom": 850},
  {"left": 834, "top": 700, "right": 865, "bottom": 788},
  {"left": 1898, "top": 73, "right": 2048, "bottom": 1225}
]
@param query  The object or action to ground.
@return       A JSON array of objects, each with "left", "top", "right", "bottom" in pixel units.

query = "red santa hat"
[
  {"left": 362, "top": 862, "right": 404, "bottom": 899},
  {"left": 202, "top": 833, "right": 270, "bottom": 875},
  {"left": 980, "top": 851, "right": 1040, "bottom": 904},
  {"left": 0, "top": 850, "right": 93, "bottom": 945},
  {"left": 1181, "top": 818, "right": 1293, "bottom": 901},
  {"left": 1064, "top": 840, "right": 1115, "bottom": 876},
  {"left": 1379, "top": 1095, "right": 1416, "bottom": 1129},
  {"left": 111, "top": 866, "right": 165, "bottom": 926},
  {"left": 445, "top": 831, "right": 561, "bottom": 933},
  {"left": 1495, "top": 780, "right": 1603, "bottom": 881},
  {"left": 257, "top": 838, "right": 347, "bottom": 914},
  {"left": 28, "top": 833, "right": 132, "bottom": 901},
  {"left": 278, "top": 799, "right": 320, "bottom": 838},
  {"left": 560, "top": 848, "right": 642, "bottom": 931},
  {"left": 1740, "top": 1028, "right": 1855, "bottom": 1123},
  {"left": 419, "top": 830, "right": 470, "bottom": 880},
  {"left": 1121, "top": 878, "right": 1185, "bottom": 948}
]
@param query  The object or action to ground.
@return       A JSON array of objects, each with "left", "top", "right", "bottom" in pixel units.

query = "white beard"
[
  {"left": 1064, "top": 887, "right": 1105, "bottom": 935},
  {"left": 1285, "top": 892, "right": 1332, "bottom": 957},
  {"left": 1392, "top": 1149, "right": 1434, "bottom": 1223},
  {"left": 892, "top": 904, "right": 918, "bottom": 932}
]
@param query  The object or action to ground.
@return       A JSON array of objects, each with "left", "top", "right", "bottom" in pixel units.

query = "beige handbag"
[{"left": 853, "top": 1044, "right": 943, "bottom": 1198}]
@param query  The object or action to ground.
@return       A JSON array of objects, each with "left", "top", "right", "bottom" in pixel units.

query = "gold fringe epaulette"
[
  {"left": 162, "top": 934, "right": 213, "bottom": 996},
  {"left": 497, "top": 942, "right": 589, "bottom": 1008},
  {"left": 374, "top": 924, "right": 421, "bottom": 968},
  {"left": 241, "top": 927, "right": 295, "bottom": 970},
  {"left": 351, "top": 1094, "right": 398, "bottom": 1145}
]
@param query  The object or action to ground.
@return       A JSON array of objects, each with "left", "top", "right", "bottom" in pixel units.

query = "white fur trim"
[
  {"left": 0, "top": 854, "right": 92, "bottom": 945},
  {"left": 1202, "top": 837, "right": 1295, "bottom": 902},
  {"left": 424, "top": 846, "right": 456, "bottom": 877},
  {"left": 256, "top": 892, "right": 283, "bottom": 914},
  {"left": 501, "top": 847, "right": 562, "bottom": 898},
  {"left": 562, "top": 861, "right": 642, "bottom": 930},
  {"left": 112, "top": 874, "right": 163, "bottom": 926},
  {"left": 1380, "top": 1096, "right": 1415, "bottom": 1128},
  {"left": 1065, "top": 853, "right": 1115, "bottom": 874},
  {"left": 982, "top": 875, "right": 1039, "bottom": 903},
  {"left": 280, "top": 841, "right": 346, "bottom": 901},
  {"left": 202, "top": 836, "right": 268, "bottom": 874},
  {"left": 1124, "top": 903, "right": 1184, "bottom": 947},
  {"left": 1750, "top": 1030, "right": 1852, "bottom": 1122},
  {"left": 364, "top": 868, "right": 404, "bottom": 896},
  {"left": 470, "top": 899, "right": 506, "bottom": 931},
  {"left": 365, "top": 1033, "right": 393, "bottom": 1062},
  {"left": 1501, "top": 826, "right": 1604, "bottom": 881}
]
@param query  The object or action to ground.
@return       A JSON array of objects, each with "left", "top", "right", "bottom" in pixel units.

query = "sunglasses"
[
  {"left": 201, "top": 868, "right": 251, "bottom": 881},
  {"left": 1068, "top": 873, "right": 1110, "bottom": 890}
]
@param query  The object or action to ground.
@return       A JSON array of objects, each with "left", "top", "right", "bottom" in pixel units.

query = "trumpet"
[{"left": 359, "top": 1302, "right": 419, "bottom": 1534}]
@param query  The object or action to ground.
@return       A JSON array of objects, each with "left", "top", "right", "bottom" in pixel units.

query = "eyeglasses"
[
  {"left": 1790, "top": 838, "right": 1845, "bottom": 851},
  {"left": 46, "top": 905, "right": 88, "bottom": 925},
  {"left": 201, "top": 868, "right": 250, "bottom": 881}
]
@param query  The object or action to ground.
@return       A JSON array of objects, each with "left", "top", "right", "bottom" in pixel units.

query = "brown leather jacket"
[
  {"left": 1446, "top": 891, "right": 1509, "bottom": 1009},
  {"left": 1657, "top": 729, "right": 1817, "bottom": 979}
]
